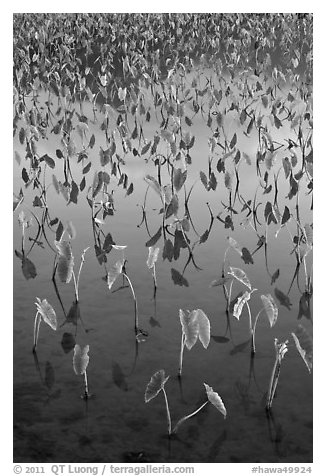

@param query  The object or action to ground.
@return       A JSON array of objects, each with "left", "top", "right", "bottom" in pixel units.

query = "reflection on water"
[{"left": 13, "top": 62, "right": 312, "bottom": 463}]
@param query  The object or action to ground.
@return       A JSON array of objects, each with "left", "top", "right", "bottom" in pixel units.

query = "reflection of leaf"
[
  {"left": 165, "top": 194, "right": 179, "bottom": 219},
  {"left": 204, "top": 383, "right": 227, "bottom": 418},
  {"left": 230, "top": 339, "right": 251, "bottom": 355},
  {"left": 264, "top": 201, "right": 278, "bottom": 224},
  {"left": 107, "top": 261, "right": 123, "bottom": 290},
  {"left": 211, "top": 335, "right": 230, "bottom": 343},
  {"left": 45, "top": 361, "right": 55, "bottom": 390},
  {"left": 61, "top": 332, "right": 76, "bottom": 353},
  {"left": 261, "top": 294, "right": 278, "bottom": 327},
  {"left": 199, "top": 230, "right": 209, "bottom": 244},
  {"left": 73, "top": 345, "right": 89, "bottom": 375},
  {"left": 145, "top": 369, "right": 169, "bottom": 403},
  {"left": 298, "top": 292, "right": 312, "bottom": 320},
  {"left": 173, "top": 168, "right": 187, "bottom": 192},
  {"left": 171, "top": 268, "right": 189, "bottom": 287},
  {"left": 241, "top": 247, "right": 254, "bottom": 264},
  {"left": 271, "top": 269, "right": 280, "bottom": 285},
  {"left": 291, "top": 325, "right": 313, "bottom": 373},
  {"left": 145, "top": 227, "right": 162, "bottom": 248},
  {"left": 22, "top": 256, "right": 37, "bottom": 279},
  {"left": 162, "top": 239, "right": 174, "bottom": 261},
  {"left": 54, "top": 240, "right": 74, "bottom": 283},
  {"left": 274, "top": 288, "right": 292, "bottom": 310},
  {"left": 210, "top": 276, "right": 230, "bottom": 287},
  {"left": 112, "top": 361, "right": 128, "bottom": 391},
  {"left": 66, "top": 300, "right": 81, "bottom": 325},
  {"left": 228, "top": 267, "right": 252, "bottom": 290},
  {"left": 144, "top": 175, "right": 162, "bottom": 199},
  {"left": 227, "top": 237, "right": 242, "bottom": 255},
  {"left": 149, "top": 316, "right": 161, "bottom": 328}
]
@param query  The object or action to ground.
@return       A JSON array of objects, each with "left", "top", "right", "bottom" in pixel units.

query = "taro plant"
[
  {"left": 178, "top": 309, "right": 210, "bottom": 377},
  {"left": 107, "top": 245, "right": 147, "bottom": 341},
  {"left": 33, "top": 297, "right": 57, "bottom": 352},
  {"left": 146, "top": 246, "right": 160, "bottom": 297},
  {"left": 73, "top": 344, "right": 90, "bottom": 399},
  {"left": 145, "top": 370, "right": 226, "bottom": 437},
  {"left": 266, "top": 338, "right": 288, "bottom": 411}
]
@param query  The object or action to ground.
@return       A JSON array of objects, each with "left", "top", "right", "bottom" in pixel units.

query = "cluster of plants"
[{"left": 13, "top": 13, "right": 313, "bottom": 454}]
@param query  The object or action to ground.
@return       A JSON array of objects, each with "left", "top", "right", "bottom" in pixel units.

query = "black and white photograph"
[{"left": 11, "top": 6, "right": 316, "bottom": 471}]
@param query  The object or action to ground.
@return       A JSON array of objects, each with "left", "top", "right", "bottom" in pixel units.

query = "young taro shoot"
[
  {"left": 146, "top": 246, "right": 160, "bottom": 297},
  {"left": 145, "top": 369, "right": 171, "bottom": 435},
  {"left": 266, "top": 338, "right": 288, "bottom": 411},
  {"left": 178, "top": 309, "right": 210, "bottom": 377},
  {"left": 107, "top": 245, "right": 146, "bottom": 341},
  {"left": 171, "top": 383, "right": 226, "bottom": 434},
  {"left": 73, "top": 344, "right": 90, "bottom": 399},
  {"left": 33, "top": 298, "right": 57, "bottom": 352}
]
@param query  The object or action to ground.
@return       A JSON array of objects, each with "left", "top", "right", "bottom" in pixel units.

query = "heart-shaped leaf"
[
  {"left": 179, "top": 309, "right": 199, "bottom": 350},
  {"left": 233, "top": 291, "right": 251, "bottom": 320},
  {"left": 203, "top": 383, "right": 227, "bottom": 418},
  {"left": 35, "top": 298, "right": 57, "bottom": 330},
  {"left": 147, "top": 247, "right": 160, "bottom": 269},
  {"left": 73, "top": 344, "right": 89, "bottom": 375},
  {"left": 107, "top": 260, "right": 123, "bottom": 290},
  {"left": 228, "top": 267, "right": 252, "bottom": 290},
  {"left": 145, "top": 369, "right": 169, "bottom": 403},
  {"left": 195, "top": 309, "right": 211, "bottom": 349},
  {"left": 261, "top": 294, "right": 278, "bottom": 327},
  {"left": 291, "top": 325, "right": 313, "bottom": 373}
]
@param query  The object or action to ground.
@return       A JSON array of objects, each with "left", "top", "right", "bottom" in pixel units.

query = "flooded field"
[{"left": 13, "top": 13, "right": 313, "bottom": 464}]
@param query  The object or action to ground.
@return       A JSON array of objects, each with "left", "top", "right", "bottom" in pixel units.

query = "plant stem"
[
  {"left": 122, "top": 272, "right": 139, "bottom": 334},
  {"left": 76, "top": 247, "right": 90, "bottom": 298},
  {"left": 178, "top": 333, "right": 186, "bottom": 377},
  {"left": 228, "top": 279, "right": 234, "bottom": 311},
  {"left": 251, "top": 309, "right": 263, "bottom": 354},
  {"left": 162, "top": 387, "right": 172, "bottom": 436},
  {"left": 84, "top": 370, "right": 89, "bottom": 398},
  {"left": 72, "top": 270, "right": 79, "bottom": 302},
  {"left": 266, "top": 356, "right": 279, "bottom": 410},
  {"left": 172, "top": 401, "right": 209, "bottom": 434},
  {"left": 33, "top": 312, "right": 41, "bottom": 352}
]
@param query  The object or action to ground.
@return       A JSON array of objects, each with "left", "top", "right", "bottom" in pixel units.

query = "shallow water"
[{"left": 13, "top": 68, "right": 313, "bottom": 463}]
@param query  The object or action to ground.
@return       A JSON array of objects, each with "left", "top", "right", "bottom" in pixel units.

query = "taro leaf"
[
  {"left": 66, "top": 300, "right": 80, "bottom": 325},
  {"left": 42, "top": 154, "right": 55, "bottom": 169},
  {"left": 144, "top": 175, "right": 162, "bottom": 199},
  {"left": 210, "top": 276, "right": 230, "bottom": 287},
  {"left": 241, "top": 247, "right": 254, "bottom": 264},
  {"left": 274, "top": 288, "right": 292, "bottom": 310},
  {"left": 233, "top": 291, "right": 251, "bottom": 320},
  {"left": 95, "top": 244, "right": 106, "bottom": 264},
  {"left": 173, "top": 168, "right": 187, "bottom": 192},
  {"left": 195, "top": 309, "right": 211, "bottom": 349},
  {"left": 204, "top": 383, "right": 227, "bottom": 418},
  {"left": 271, "top": 269, "right": 280, "bottom": 285},
  {"left": 145, "top": 369, "right": 169, "bottom": 403},
  {"left": 107, "top": 260, "right": 123, "bottom": 290},
  {"left": 261, "top": 294, "right": 278, "bottom": 327},
  {"left": 291, "top": 325, "right": 313, "bottom": 373},
  {"left": 56, "top": 221, "right": 64, "bottom": 242},
  {"left": 227, "top": 236, "right": 242, "bottom": 255},
  {"left": 199, "top": 230, "right": 209, "bottom": 244},
  {"left": 145, "top": 226, "right": 162, "bottom": 248},
  {"left": 229, "top": 292, "right": 244, "bottom": 315},
  {"left": 66, "top": 221, "right": 76, "bottom": 240},
  {"left": 298, "top": 292, "right": 312, "bottom": 320},
  {"left": 103, "top": 233, "right": 115, "bottom": 253},
  {"left": 230, "top": 132, "right": 237, "bottom": 149},
  {"left": 22, "top": 256, "right": 37, "bottom": 279},
  {"left": 45, "top": 361, "right": 55, "bottom": 390},
  {"left": 304, "top": 224, "right": 313, "bottom": 246},
  {"left": 80, "top": 176, "right": 86, "bottom": 191},
  {"left": 228, "top": 267, "right": 252, "bottom": 290},
  {"left": 163, "top": 238, "right": 174, "bottom": 262},
  {"left": 264, "top": 201, "right": 277, "bottom": 225},
  {"left": 173, "top": 229, "right": 187, "bottom": 259},
  {"left": 54, "top": 240, "right": 74, "bottom": 283},
  {"left": 112, "top": 361, "right": 128, "bottom": 391},
  {"left": 165, "top": 194, "right": 179, "bottom": 219},
  {"left": 73, "top": 344, "right": 89, "bottom": 375},
  {"left": 224, "top": 215, "right": 234, "bottom": 230},
  {"left": 200, "top": 171, "right": 208, "bottom": 190},
  {"left": 171, "top": 268, "right": 189, "bottom": 287},
  {"left": 61, "top": 332, "right": 76, "bottom": 353},
  {"left": 179, "top": 309, "right": 199, "bottom": 350},
  {"left": 52, "top": 174, "right": 60, "bottom": 194},
  {"left": 281, "top": 206, "right": 291, "bottom": 225},
  {"left": 162, "top": 184, "right": 173, "bottom": 204},
  {"left": 229, "top": 338, "right": 251, "bottom": 355},
  {"left": 35, "top": 298, "right": 57, "bottom": 330},
  {"left": 211, "top": 335, "right": 230, "bottom": 344},
  {"left": 147, "top": 247, "right": 160, "bottom": 269},
  {"left": 69, "top": 181, "right": 79, "bottom": 204},
  {"left": 126, "top": 183, "right": 134, "bottom": 196}
]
